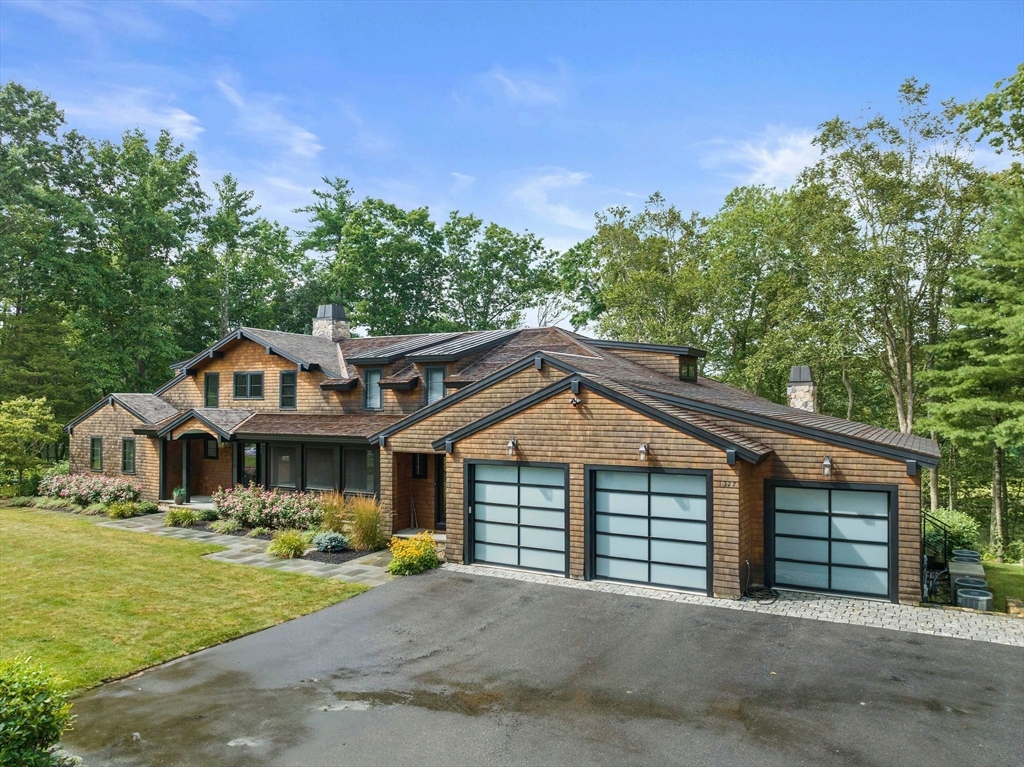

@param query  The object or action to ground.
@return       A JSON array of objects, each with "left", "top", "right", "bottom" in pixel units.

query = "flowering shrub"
[
  {"left": 212, "top": 484, "right": 324, "bottom": 530},
  {"left": 388, "top": 532, "right": 440, "bottom": 576},
  {"left": 38, "top": 473, "right": 141, "bottom": 506}
]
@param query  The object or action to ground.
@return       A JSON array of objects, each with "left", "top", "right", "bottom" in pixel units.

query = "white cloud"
[
  {"left": 216, "top": 79, "right": 323, "bottom": 159},
  {"left": 450, "top": 172, "right": 476, "bottom": 193},
  {"left": 512, "top": 168, "right": 593, "bottom": 230},
  {"left": 701, "top": 126, "right": 820, "bottom": 188},
  {"left": 481, "top": 65, "right": 566, "bottom": 107},
  {"left": 64, "top": 88, "right": 203, "bottom": 141}
]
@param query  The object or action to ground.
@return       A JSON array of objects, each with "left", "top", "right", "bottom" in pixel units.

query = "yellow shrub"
[{"left": 388, "top": 531, "right": 439, "bottom": 576}]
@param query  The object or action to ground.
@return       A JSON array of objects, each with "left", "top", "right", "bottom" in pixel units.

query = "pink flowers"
[
  {"left": 211, "top": 484, "right": 324, "bottom": 530},
  {"left": 39, "top": 473, "right": 142, "bottom": 505}
]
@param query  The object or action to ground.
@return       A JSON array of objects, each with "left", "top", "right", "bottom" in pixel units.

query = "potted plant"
[{"left": 172, "top": 486, "right": 187, "bottom": 505}]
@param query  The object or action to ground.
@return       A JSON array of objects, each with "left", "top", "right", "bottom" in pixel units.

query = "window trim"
[
  {"left": 363, "top": 368, "right": 383, "bottom": 411},
  {"left": 269, "top": 443, "right": 301, "bottom": 490},
  {"left": 121, "top": 437, "right": 136, "bottom": 474},
  {"left": 204, "top": 372, "right": 220, "bottom": 408},
  {"left": 89, "top": 436, "right": 103, "bottom": 471},
  {"left": 424, "top": 365, "right": 447, "bottom": 405},
  {"left": 303, "top": 444, "right": 340, "bottom": 492},
  {"left": 411, "top": 453, "right": 429, "bottom": 479},
  {"left": 204, "top": 438, "right": 219, "bottom": 460},
  {"left": 279, "top": 370, "right": 297, "bottom": 410},
  {"left": 343, "top": 445, "right": 378, "bottom": 495},
  {"left": 233, "top": 371, "right": 265, "bottom": 400}
]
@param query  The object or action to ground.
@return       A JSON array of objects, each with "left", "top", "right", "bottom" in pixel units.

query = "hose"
[{"left": 743, "top": 559, "right": 779, "bottom": 604}]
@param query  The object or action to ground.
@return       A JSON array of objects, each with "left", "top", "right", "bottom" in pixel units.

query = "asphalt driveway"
[{"left": 65, "top": 569, "right": 1024, "bottom": 767}]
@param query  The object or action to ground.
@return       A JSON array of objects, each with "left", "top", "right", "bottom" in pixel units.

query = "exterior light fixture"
[
  {"left": 638, "top": 443, "right": 650, "bottom": 462},
  {"left": 506, "top": 437, "right": 518, "bottom": 457},
  {"left": 822, "top": 456, "right": 833, "bottom": 477},
  {"left": 569, "top": 396, "right": 582, "bottom": 407}
]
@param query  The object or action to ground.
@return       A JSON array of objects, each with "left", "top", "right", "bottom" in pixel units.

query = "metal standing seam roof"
[
  {"left": 404, "top": 328, "right": 523, "bottom": 362},
  {"left": 344, "top": 333, "right": 465, "bottom": 364}
]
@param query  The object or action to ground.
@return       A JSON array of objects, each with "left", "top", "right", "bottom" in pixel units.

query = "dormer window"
[
  {"left": 679, "top": 356, "right": 698, "bottom": 382},
  {"left": 425, "top": 366, "right": 446, "bottom": 405},
  {"left": 364, "top": 368, "right": 383, "bottom": 410}
]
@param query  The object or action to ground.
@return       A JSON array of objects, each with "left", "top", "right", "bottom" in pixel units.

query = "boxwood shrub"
[{"left": 0, "top": 656, "right": 74, "bottom": 767}]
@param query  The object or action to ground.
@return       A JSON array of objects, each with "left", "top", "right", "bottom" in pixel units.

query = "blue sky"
[{"left": 1, "top": 0, "right": 1021, "bottom": 254}]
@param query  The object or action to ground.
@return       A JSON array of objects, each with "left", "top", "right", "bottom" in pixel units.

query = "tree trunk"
[
  {"left": 928, "top": 431, "right": 939, "bottom": 512},
  {"left": 991, "top": 446, "right": 1005, "bottom": 562},
  {"left": 948, "top": 443, "right": 955, "bottom": 514},
  {"left": 841, "top": 364, "right": 854, "bottom": 420}
]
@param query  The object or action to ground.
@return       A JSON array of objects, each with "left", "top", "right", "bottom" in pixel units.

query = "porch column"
[{"left": 182, "top": 440, "right": 191, "bottom": 503}]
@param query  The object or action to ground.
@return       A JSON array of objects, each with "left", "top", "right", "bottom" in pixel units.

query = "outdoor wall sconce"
[
  {"left": 569, "top": 396, "right": 582, "bottom": 407},
  {"left": 822, "top": 456, "right": 834, "bottom": 477},
  {"left": 638, "top": 443, "right": 650, "bottom": 462},
  {"left": 506, "top": 437, "right": 518, "bottom": 457}
]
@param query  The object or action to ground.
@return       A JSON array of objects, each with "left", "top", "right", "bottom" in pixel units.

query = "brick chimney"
[
  {"left": 312, "top": 304, "right": 350, "bottom": 341},
  {"left": 787, "top": 365, "right": 816, "bottom": 412}
]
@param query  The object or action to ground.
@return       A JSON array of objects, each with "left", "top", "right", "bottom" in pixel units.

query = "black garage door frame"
[
  {"left": 764, "top": 479, "right": 900, "bottom": 603},
  {"left": 463, "top": 459, "right": 571, "bottom": 577},
  {"left": 584, "top": 465, "right": 715, "bottom": 596}
]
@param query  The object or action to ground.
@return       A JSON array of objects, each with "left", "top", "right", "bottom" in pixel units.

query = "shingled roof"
[
  {"left": 234, "top": 413, "right": 403, "bottom": 439},
  {"left": 64, "top": 393, "right": 180, "bottom": 433}
]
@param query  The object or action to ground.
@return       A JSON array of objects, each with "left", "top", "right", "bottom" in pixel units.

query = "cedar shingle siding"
[{"left": 66, "top": 318, "right": 936, "bottom": 603}]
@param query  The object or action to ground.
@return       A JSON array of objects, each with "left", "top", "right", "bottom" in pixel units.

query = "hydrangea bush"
[
  {"left": 212, "top": 484, "right": 324, "bottom": 530},
  {"left": 38, "top": 473, "right": 142, "bottom": 505}
]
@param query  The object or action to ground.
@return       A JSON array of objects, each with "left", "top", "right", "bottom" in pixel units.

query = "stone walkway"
[
  {"left": 98, "top": 514, "right": 393, "bottom": 587},
  {"left": 443, "top": 563, "right": 1024, "bottom": 647}
]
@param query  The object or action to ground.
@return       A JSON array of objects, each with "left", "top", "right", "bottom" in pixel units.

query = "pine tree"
[{"left": 924, "top": 181, "right": 1024, "bottom": 559}]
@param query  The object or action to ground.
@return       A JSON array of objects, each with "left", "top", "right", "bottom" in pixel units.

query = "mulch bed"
[
  {"left": 172, "top": 521, "right": 273, "bottom": 540},
  {"left": 302, "top": 549, "right": 366, "bottom": 565}
]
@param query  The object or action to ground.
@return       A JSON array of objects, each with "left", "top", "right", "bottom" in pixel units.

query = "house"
[{"left": 65, "top": 304, "right": 939, "bottom": 604}]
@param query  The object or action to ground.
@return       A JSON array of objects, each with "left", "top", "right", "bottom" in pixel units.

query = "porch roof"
[{"left": 232, "top": 413, "right": 404, "bottom": 440}]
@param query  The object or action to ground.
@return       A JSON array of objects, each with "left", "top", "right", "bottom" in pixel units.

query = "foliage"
[
  {"left": 0, "top": 398, "right": 63, "bottom": 487},
  {"left": 266, "top": 529, "right": 310, "bottom": 559},
  {"left": 172, "top": 487, "right": 186, "bottom": 499},
  {"left": 80, "top": 503, "right": 107, "bottom": 516},
  {"left": 0, "top": 655, "right": 74, "bottom": 767},
  {"left": 930, "top": 508, "right": 981, "bottom": 551},
  {"left": 0, "top": 507, "right": 364, "bottom": 691},
  {"left": 388, "top": 532, "right": 440, "bottom": 576},
  {"left": 196, "top": 507, "right": 220, "bottom": 522},
  {"left": 38, "top": 474, "right": 141, "bottom": 506},
  {"left": 319, "top": 491, "right": 347, "bottom": 533},
  {"left": 105, "top": 502, "right": 137, "bottom": 520},
  {"left": 136, "top": 501, "right": 159, "bottom": 515},
  {"left": 209, "top": 518, "right": 241, "bottom": 535},
  {"left": 955, "top": 63, "right": 1024, "bottom": 175},
  {"left": 346, "top": 495, "right": 388, "bottom": 551},
  {"left": 247, "top": 527, "right": 272, "bottom": 538},
  {"left": 312, "top": 531, "right": 349, "bottom": 553},
  {"left": 211, "top": 484, "right": 323, "bottom": 530},
  {"left": 164, "top": 508, "right": 198, "bottom": 528}
]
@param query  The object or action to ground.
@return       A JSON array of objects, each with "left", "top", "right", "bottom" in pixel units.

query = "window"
[
  {"left": 363, "top": 368, "right": 382, "bottom": 410},
  {"left": 679, "top": 356, "right": 698, "bottom": 382},
  {"left": 425, "top": 366, "right": 446, "bottom": 405},
  {"left": 90, "top": 437, "right": 102, "bottom": 471},
  {"left": 344, "top": 448, "right": 376, "bottom": 494},
  {"left": 305, "top": 447, "right": 338, "bottom": 491},
  {"left": 204, "top": 439, "right": 219, "bottom": 460},
  {"left": 411, "top": 453, "right": 428, "bottom": 479},
  {"left": 234, "top": 372, "right": 264, "bottom": 399},
  {"left": 280, "top": 371, "right": 297, "bottom": 409},
  {"left": 204, "top": 372, "right": 220, "bottom": 407},
  {"left": 121, "top": 438, "right": 135, "bottom": 474},
  {"left": 271, "top": 445, "right": 299, "bottom": 488}
]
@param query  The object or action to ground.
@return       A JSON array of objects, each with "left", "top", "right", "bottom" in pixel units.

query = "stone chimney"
[
  {"left": 787, "top": 365, "right": 816, "bottom": 412},
  {"left": 312, "top": 304, "right": 350, "bottom": 341}
]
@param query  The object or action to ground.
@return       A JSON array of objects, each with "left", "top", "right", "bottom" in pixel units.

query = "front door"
[{"left": 468, "top": 462, "right": 568, "bottom": 575}]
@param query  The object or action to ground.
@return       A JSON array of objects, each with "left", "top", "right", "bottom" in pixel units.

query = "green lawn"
[
  {"left": 0, "top": 507, "right": 366, "bottom": 691},
  {"left": 982, "top": 561, "right": 1024, "bottom": 613}
]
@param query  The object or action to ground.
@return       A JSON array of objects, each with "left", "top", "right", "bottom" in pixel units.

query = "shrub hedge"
[
  {"left": 388, "top": 532, "right": 440, "bottom": 576},
  {"left": 0, "top": 656, "right": 74, "bottom": 767}
]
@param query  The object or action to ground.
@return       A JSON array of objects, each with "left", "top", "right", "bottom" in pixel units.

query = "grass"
[
  {"left": 0, "top": 507, "right": 366, "bottom": 692},
  {"left": 982, "top": 561, "right": 1024, "bottom": 613}
]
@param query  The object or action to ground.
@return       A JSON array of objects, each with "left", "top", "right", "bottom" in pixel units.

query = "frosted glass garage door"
[
  {"left": 593, "top": 470, "right": 709, "bottom": 593},
  {"left": 771, "top": 486, "right": 892, "bottom": 598},
  {"left": 471, "top": 463, "right": 567, "bottom": 574}
]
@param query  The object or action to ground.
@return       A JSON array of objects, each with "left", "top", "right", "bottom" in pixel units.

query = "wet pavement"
[{"left": 64, "top": 569, "right": 1024, "bottom": 767}]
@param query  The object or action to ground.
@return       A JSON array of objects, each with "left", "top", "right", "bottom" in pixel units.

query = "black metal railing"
[{"left": 922, "top": 510, "right": 955, "bottom": 603}]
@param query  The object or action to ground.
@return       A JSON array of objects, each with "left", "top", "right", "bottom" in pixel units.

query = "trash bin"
[{"left": 957, "top": 588, "right": 993, "bottom": 611}]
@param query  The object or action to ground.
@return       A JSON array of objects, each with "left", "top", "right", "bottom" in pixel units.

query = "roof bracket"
[
  {"left": 445, "top": 439, "right": 454, "bottom": 454},
  {"left": 906, "top": 460, "right": 918, "bottom": 477},
  {"left": 378, "top": 435, "right": 387, "bottom": 448},
  {"left": 726, "top": 449, "right": 737, "bottom": 466},
  {"left": 534, "top": 356, "right": 543, "bottom": 370},
  {"left": 571, "top": 379, "right": 581, "bottom": 395}
]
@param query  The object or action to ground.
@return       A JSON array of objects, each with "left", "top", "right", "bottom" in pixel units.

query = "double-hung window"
[
  {"left": 204, "top": 372, "right": 220, "bottom": 407},
  {"left": 280, "top": 371, "right": 297, "bottom": 409},
  {"left": 204, "top": 439, "right": 219, "bottom": 460},
  {"left": 90, "top": 437, "right": 102, "bottom": 471},
  {"left": 364, "top": 368, "right": 382, "bottom": 410},
  {"left": 121, "top": 438, "right": 136, "bottom": 474},
  {"left": 425, "top": 366, "right": 446, "bottom": 405},
  {"left": 233, "top": 372, "right": 263, "bottom": 399},
  {"left": 344, "top": 448, "right": 376, "bottom": 494}
]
